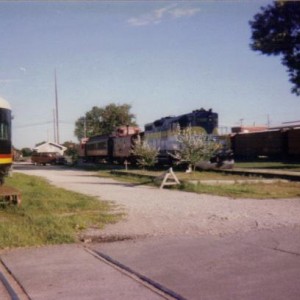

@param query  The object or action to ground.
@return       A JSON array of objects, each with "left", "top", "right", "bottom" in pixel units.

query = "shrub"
[
  {"left": 132, "top": 137, "right": 159, "bottom": 169},
  {"left": 171, "top": 126, "right": 221, "bottom": 171}
]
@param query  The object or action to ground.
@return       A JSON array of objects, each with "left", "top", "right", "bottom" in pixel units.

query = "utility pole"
[
  {"left": 54, "top": 69, "right": 60, "bottom": 144},
  {"left": 53, "top": 109, "right": 57, "bottom": 143},
  {"left": 84, "top": 117, "right": 87, "bottom": 138}
]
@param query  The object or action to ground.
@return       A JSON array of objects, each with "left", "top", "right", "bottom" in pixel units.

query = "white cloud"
[
  {"left": 153, "top": 4, "right": 176, "bottom": 19},
  {"left": 127, "top": 16, "right": 157, "bottom": 27},
  {"left": 169, "top": 7, "right": 201, "bottom": 19},
  {"left": 127, "top": 4, "right": 201, "bottom": 27}
]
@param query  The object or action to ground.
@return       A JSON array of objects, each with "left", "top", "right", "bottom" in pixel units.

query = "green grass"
[
  {"left": 0, "top": 173, "right": 122, "bottom": 249},
  {"left": 97, "top": 167, "right": 300, "bottom": 199},
  {"left": 235, "top": 161, "right": 300, "bottom": 171},
  {"left": 180, "top": 181, "right": 300, "bottom": 199}
]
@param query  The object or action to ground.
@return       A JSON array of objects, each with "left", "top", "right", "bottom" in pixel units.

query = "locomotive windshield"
[
  {"left": 0, "top": 108, "right": 11, "bottom": 142},
  {"left": 0, "top": 122, "right": 9, "bottom": 140},
  {"left": 0, "top": 100, "right": 12, "bottom": 184}
]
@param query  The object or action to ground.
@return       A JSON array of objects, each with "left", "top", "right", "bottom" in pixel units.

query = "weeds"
[
  {"left": 0, "top": 173, "right": 122, "bottom": 249},
  {"left": 179, "top": 181, "right": 300, "bottom": 199}
]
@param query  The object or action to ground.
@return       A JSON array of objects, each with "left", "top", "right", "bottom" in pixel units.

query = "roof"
[
  {"left": 269, "top": 122, "right": 300, "bottom": 130},
  {"left": 33, "top": 142, "right": 67, "bottom": 152},
  {"left": 0, "top": 96, "right": 11, "bottom": 110},
  {"left": 231, "top": 126, "right": 267, "bottom": 133}
]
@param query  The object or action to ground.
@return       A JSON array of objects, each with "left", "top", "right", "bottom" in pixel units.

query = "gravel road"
[{"left": 14, "top": 164, "right": 300, "bottom": 240}]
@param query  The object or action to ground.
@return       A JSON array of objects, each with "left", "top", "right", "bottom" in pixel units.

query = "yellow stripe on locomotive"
[{"left": 0, "top": 156, "right": 13, "bottom": 164}]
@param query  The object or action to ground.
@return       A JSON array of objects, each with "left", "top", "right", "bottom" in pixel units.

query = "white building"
[{"left": 33, "top": 142, "right": 67, "bottom": 156}]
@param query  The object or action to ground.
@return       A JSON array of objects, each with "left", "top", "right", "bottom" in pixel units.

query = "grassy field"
[
  {"left": 96, "top": 164, "right": 300, "bottom": 199},
  {"left": 234, "top": 161, "right": 300, "bottom": 171},
  {"left": 181, "top": 181, "right": 300, "bottom": 199},
  {"left": 0, "top": 173, "right": 122, "bottom": 249}
]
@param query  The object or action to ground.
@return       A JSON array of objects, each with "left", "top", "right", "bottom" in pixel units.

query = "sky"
[{"left": 0, "top": 0, "right": 299, "bottom": 149}]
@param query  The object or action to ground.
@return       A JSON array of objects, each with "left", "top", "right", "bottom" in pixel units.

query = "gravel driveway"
[{"left": 14, "top": 164, "right": 300, "bottom": 240}]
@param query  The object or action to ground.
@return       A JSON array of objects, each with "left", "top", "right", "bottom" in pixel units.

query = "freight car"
[
  {"left": 231, "top": 127, "right": 300, "bottom": 160},
  {"left": 287, "top": 128, "right": 300, "bottom": 158},
  {"left": 144, "top": 108, "right": 218, "bottom": 163},
  {"left": 0, "top": 97, "right": 12, "bottom": 184}
]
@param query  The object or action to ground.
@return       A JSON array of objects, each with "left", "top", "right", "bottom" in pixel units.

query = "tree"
[
  {"left": 249, "top": 2, "right": 300, "bottom": 95},
  {"left": 131, "top": 137, "right": 159, "bottom": 169},
  {"left": 21, "top": 147, "right": 32, "bottom": 157},
  {"left": 74, "top": 103, "right": 137, "bottom": 140},
  {"left": 171, "top": 126, "right": 221, "bottom": 171},
  {"left": 62, "top": 141, "right": 78, "bottom": 164}
]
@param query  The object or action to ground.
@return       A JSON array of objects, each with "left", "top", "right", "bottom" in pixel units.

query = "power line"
[
  {"left": 14, "top": 121, "right": 52, "bottom": 129},
  {"left": 14, "top": 120, "right": 75, "bottom": 129}
]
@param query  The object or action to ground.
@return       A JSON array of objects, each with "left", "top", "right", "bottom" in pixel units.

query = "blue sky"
[{"left": 0, "top": 0, "right": 299, "bottom": 149}]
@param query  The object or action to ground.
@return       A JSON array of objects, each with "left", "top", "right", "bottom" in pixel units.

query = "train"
[
  {"left": 230, "top": 127, "right": 300, "bottom": 160},
  {"left": 80, "top": 108, "right": 220, "bottom": 165},
  {"left": 0, "top": 97, "right": 12, "bottom": 184},
  {"left": 79, "top": 106, "right": 300, "bottom": 164}
]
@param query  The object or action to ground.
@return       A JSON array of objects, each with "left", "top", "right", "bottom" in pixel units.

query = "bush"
[
  {"left": 171, "top": 126, "right": 221, "bottom": 171},
  {"left": 131, "top": 137, "right": 158, "bottom": 169}
]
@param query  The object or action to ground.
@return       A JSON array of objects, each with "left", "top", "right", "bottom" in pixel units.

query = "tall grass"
[
  {"left": 235, "top": 161, "right": 300, "bottom": 171},
  {"left": 180, "top": 181, "right": 300, "bottom": 199},
  {"left": 0, "top": 173, "right": 122, "bottom": 249}
]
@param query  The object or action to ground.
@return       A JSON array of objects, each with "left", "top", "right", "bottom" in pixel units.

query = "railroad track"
[
  {"left": 84, "top": 246, "right": 187, "bottom": 300},
  {"left": 0, "top": 259, "right": 29, "bottom": 300},
  {"left": 0, "top": 245, "right": 186, "bottom": 300}
]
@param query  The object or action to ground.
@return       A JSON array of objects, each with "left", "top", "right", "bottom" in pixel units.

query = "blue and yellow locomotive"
[{"left": 144, "top": 108, "right": 218, "bottom": 163}]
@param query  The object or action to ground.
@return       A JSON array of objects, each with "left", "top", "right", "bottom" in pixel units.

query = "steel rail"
[
  {"left": 0, "top": 270, "right": 20, "bottom": 300},
  {"left": 86, "top": 247, "right": 188, "bottom": 300}
]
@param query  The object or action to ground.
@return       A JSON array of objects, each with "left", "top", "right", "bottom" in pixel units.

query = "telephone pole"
[
  {"left": 54, "top": 70, "right": 60, "bottom": 144},
  {"left": 53, "top": 109, "right": 57, "bottom": 143},
  {"left": 267, "top": 114, "right": 270, "bottom": 128}
]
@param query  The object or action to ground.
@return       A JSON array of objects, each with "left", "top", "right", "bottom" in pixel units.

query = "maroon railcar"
[
  {"left": 287, "top": 128, "right": 300, "bottom": 159},
  {"left": 82, "top": 126, "right": 140, "bottom": 163},
  {"left": 232, "top": 130, "right": 283, "bottom": 159}
]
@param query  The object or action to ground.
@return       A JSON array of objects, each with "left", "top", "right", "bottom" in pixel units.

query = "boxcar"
[
  {"left": 287, "top": 128, "right": 300, "bottom": 159},
  {"left": 232, "top": 130, "right": 283, "bottom": 159}
]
